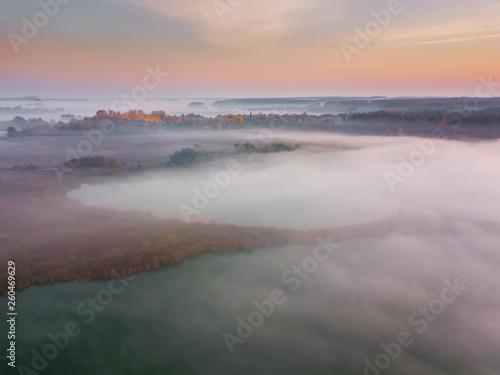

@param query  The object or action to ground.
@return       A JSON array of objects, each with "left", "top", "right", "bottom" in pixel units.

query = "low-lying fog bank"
[
  {"left": 67, "top": 133, "right": 500, "bottom": 230},
  {"left": 3, "top": 131, "right": 500, "bottom": 375},
  {"left": 9, "top": 232, "right": 500, "bottom": 375}
]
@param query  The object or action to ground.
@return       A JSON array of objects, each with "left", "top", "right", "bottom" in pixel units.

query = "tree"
[
  {"left": 109, "top": 157, "right": 119, "bottom": 169},
  {"left": 6, "top": 127, "right": 17, "bottom": 137}
]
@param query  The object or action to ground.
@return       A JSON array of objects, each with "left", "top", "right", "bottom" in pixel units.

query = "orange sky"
[{"left": 1, "top": 0, "right": 499, "bottom": 97}]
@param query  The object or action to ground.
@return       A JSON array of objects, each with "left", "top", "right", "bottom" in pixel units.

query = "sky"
[{"left": 1, "top": 0, "right": 500, "bottom": 98}]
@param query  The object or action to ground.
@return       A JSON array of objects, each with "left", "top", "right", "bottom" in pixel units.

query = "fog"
[
  {"left": 68, "top": 133, "right": 500, "bottom": 228},
  {"left": 12, "top": 235, "right": 500, "bottom": 375},
  {"left": 4, "top": 96, "right": 499, "bottom": 125},
  {"left": 5, "top": 131, "right": 500, "bottom": 374},
  {"left": 0, "top": 97, "right": 321, "bottom": 124}
]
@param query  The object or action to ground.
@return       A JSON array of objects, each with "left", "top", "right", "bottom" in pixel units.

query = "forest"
[
  {"left": 167, "top": 142, "right": 296, "bottom": 167},
  {"left": 4, "top": 107, "right": 500, "bottom": 140}
]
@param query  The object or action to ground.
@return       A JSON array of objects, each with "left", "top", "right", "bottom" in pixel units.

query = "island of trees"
[{"left": 167, "top": 142, "right": 296, "bottom": 167}]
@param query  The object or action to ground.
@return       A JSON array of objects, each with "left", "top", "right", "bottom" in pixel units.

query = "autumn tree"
[{"left": 109, "top": 157, "right": 119, "bottom": 169}]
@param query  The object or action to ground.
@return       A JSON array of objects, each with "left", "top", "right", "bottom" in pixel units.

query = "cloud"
[
  {"left": 379, "top": 5, "right": 500, "bottom": 46},
  {"left": 127, "top": 0, "right": 348, "bottom": 49},
  {"left": 397, "top": 33, "right": 500, "bottom": 46}
]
